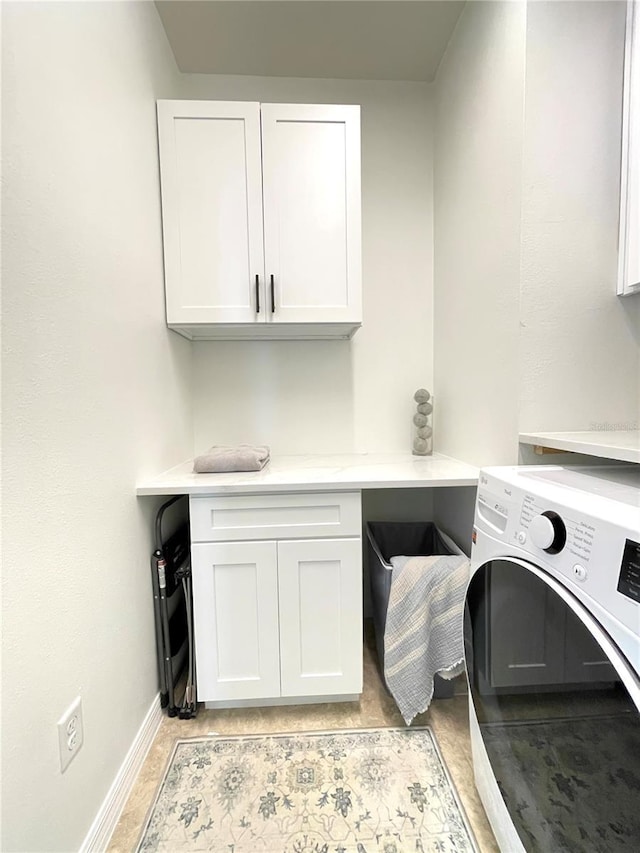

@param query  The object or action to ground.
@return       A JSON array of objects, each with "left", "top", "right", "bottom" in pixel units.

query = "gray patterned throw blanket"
[{"left": 384, "top": 554, "right": 470, "bottom": 724}]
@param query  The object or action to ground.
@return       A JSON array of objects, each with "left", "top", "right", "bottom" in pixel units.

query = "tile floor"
[{"left": 108, "top": 625, "right": 498, "bottom": 852}]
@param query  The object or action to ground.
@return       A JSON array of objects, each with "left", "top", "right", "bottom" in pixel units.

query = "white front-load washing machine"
[{"left": 464, "top": 465, "right": 640, "bottom": 853}]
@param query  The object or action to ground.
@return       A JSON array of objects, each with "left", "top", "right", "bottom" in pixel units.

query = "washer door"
[{"left": 465, "top": 557, "right": 640, "bottom": 853}]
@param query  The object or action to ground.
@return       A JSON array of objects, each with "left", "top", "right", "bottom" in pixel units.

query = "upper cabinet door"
[
  {"left": 619, "top": 1, "right": 640, "bottom": 296},
  {"left": 261, "top": 104, "right": 362, "bottom": 324},
  {"left": 157, "top": 101, "right": 266, "bottom": 323}
]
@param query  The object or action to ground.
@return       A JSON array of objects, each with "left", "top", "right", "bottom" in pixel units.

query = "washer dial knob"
[{"left": 529, "top": 511, "right": 567, "bottom": 554}]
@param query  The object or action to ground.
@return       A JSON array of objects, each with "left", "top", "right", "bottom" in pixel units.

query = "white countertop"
[
  {"left": 136, "top": 452, "right": 480, "bottom": 496},
  {"left": 519, "top": 430, "right": 640, "bottom": 464}
]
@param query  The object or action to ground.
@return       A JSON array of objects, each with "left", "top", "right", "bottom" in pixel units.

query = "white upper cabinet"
[
  {"left": 618, "top": 1, "right": 640, "bottom": 296},
  {"left": 157, "top": 100, "right": 362, "bottom": 338}
]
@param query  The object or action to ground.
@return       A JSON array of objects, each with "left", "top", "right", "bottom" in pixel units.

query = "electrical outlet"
[{"left": 57, "top": 697, "right": 83, "bottom": 772}]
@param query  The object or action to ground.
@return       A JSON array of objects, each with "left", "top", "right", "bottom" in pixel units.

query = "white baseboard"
[{"left": 80, "top": 695, "right": 163, "bottom": 853}]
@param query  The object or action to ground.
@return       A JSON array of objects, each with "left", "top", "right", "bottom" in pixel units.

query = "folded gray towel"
[{"left": 193, "top": 444, "right": 270, "bottom": 474}]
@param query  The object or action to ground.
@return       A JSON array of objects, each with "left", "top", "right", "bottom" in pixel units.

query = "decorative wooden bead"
[{"left": 417, "top": 402, "right": 433, "bottom": 416}]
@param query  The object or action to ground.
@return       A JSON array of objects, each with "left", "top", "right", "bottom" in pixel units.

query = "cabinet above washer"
[
  {"left": 618, "top": 0, "right": 640, "bottom": 296},
  {"left": 156, "top": 100, "right": 362, "bottom": 340}
]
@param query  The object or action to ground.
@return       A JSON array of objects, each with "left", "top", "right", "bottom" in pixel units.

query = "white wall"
[
  {"left": 179, "top": 75, "right": 434, "bottom": 455},
  {"left": 435, "top": 0, "right": 639, "bottom": 467},
  {"left": 434, "top": 1, "right": 525, "bottom": 468},
  {"left": 1, "top": 3, "right": 192, "bottom": 850},
  {"left": 519, "top": 0, "right": 640, "bottom": 433}
]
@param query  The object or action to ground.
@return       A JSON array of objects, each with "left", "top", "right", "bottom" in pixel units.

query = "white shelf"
[
  {"left": 136, "top": 452, "right": 479, "bottom": 496},
  {"left": 519, "top": 430, "right": 640, "bottom": 464}
]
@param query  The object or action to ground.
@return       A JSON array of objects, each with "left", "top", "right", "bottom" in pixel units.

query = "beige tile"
[{"left": 107, "top": 627, "right": 498, "bottom": 853}]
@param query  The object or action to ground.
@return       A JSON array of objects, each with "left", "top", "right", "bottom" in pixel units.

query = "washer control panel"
[{"left": 474, "top": 466, "right": 640, "bottom": 641}]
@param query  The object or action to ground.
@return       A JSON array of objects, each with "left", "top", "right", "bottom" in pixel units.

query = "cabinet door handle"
[
  {"left": 270, "top": 274, "right": 275, "bottom": 314},
  {"left": 255, "top": 274, "right": 260, "bottom": 314}
]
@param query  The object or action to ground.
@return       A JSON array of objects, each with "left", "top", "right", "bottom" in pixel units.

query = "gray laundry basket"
[{"left": 366, "top": 521, "right": 465, "bottom": 700}]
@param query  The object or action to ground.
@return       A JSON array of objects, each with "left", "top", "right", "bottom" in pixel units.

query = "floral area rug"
[{"left": 137, "top": 727, "right": 477, "bottom": 852}]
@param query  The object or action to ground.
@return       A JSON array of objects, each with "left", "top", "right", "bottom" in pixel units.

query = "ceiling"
[{"left": 155, "top": 1, "right": 466, "bottom": 82}]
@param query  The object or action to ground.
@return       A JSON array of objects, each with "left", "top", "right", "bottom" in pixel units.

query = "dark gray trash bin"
[{"left": 366, "top": 521, "right": 464, "bottom": 700}]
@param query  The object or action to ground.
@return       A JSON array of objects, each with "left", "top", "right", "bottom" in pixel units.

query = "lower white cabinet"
[{"left": 190, "top": 492, "right": 363, "bottom": 707}]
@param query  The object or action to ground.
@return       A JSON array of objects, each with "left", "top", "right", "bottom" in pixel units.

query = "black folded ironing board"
[{"left": 150, "top": 496, "right": 197, "bottom": 718}]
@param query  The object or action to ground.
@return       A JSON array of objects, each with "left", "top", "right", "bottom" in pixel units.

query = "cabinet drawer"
[{"left": 190, "top": 491, "right": 361, "bottom": 542}]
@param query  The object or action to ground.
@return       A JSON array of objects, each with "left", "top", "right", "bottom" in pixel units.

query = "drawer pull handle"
[
  {"left": 270, "top": 274, "right": 275, "bottom": 314},
  {"left": 255, "top": 274, "right": 260, "bottom": 314}
]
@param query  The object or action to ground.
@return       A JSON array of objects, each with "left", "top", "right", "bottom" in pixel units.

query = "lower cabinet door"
[
  {"left": 277, "top": 537, "right": 363, "bottom": 697},
  {"left": 191, "top": 541, "right": 280, "bottom": 702}
]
